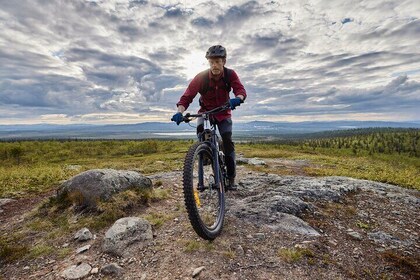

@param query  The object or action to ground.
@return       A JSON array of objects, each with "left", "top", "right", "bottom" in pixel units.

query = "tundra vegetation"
[{"left": 0, "top": 128, "right": 419, "bottom": 264}]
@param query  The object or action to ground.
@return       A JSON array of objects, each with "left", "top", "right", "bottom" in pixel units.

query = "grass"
[
  {"left": 28, "top": 243, "right": 55, "bottom": 259},
  {"left": 381, "top": 251, "right": 420, "bottom": 278},
  {"left": 143, "top": 212, "right": 172, "bottom": 228},
  {"left": 0, "top": 186, "right": 171, "bottom": 264},
  {"left": 184, "top": 240, "right": 201, "bottom": 252},
  {"left": 356, "top": 220, "right": 371, "bottom": 230},
  {"left": 1, "top": 138, "right": 419, "bottom": 265},
  {"left": 223, "top": 248, "right": 236, "bottom": 259},
  {"left": 1, "top": 140, "right": 418, "bottom": 199},
  {"left": 0, "top": 234, "right": 30, "bottom": 263},
  {"left": 237, "top": 143, "right": 420, "bottom": 190},
  {"left": 278, "top": 247, "right": 315, "bottom": 263},
  {"left": 0, "top": 139, "right": 190, "bottom": 199},
  {"left": 181, "top": 239, "right": 215, "bottom": 253}
]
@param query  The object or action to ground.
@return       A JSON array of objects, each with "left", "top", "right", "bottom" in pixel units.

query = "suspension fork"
[{"left": 211, "top": 131, "right": 223, "bottom": 192}]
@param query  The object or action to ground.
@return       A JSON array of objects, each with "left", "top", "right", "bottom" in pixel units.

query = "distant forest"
[{"left": 297, "top": 128, "right": 419, "bottom": 157}]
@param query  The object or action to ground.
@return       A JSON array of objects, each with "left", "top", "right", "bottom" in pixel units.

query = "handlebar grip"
[{"left": 183, "top": 113, "right": 191, "bottom": 123}]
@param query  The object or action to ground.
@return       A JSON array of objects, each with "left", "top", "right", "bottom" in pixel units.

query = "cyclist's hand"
[
  {"left": 171, "top": 112, "right": 183, "bottom": 125},
  {"left": 229, "top": 97, "right": 242, "bottom": 110}
]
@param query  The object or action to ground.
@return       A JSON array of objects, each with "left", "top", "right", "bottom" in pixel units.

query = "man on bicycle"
[{"left": 171, "top": 45, "right": 247, "bottom": 190}]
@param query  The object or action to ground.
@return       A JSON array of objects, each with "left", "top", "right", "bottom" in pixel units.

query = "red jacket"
[{"left": 176, "top": 68, "right": 247, "bottom": 122}]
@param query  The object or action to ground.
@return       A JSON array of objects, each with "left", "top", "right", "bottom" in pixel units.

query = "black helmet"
[{"left": 205, "top": 45, "right": 227, "bottom": 59}]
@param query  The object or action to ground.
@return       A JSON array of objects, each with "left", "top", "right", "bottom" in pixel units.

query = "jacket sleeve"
[
  {"left": 176, "top": 74, "right": 202, "bottom": 110},
  {"left": 230, "top": 70, "right": 247, "bottom": 101}
]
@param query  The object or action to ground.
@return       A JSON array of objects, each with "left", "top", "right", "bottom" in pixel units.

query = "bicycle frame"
[
  {"left": 184, "top": 104, "right": 230, "bottom": 192},
  {"left": 199, "top": 118, "right": 224, "bottom": 193}
]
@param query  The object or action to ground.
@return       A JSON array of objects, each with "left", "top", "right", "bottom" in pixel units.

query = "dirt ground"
[{"left": 0, "top": 160, "right": 419, "bottom": 280}]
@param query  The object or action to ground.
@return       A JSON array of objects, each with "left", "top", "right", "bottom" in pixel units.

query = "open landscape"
[
  {"left": 2, "top": 1, "right": 420, "bottom": 279},
  {"left": 0, "top": 128, "right": 419, "bottom": 279}
]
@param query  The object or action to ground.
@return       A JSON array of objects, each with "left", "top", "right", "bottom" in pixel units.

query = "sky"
[{"left": 1, "top": 0, "right": 419, "bottom": 125}]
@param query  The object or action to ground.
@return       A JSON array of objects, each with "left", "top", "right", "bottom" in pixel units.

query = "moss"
[{"left": 356, "top": 220, "right": 371, "bottom": 230}]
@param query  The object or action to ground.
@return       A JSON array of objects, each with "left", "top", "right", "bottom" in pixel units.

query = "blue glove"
[
  {"left": 171, "top": 112, "right": 183, "bottom": 125},
  {"left": 229, "top": 97, "right": 242, "bottom": 110}
]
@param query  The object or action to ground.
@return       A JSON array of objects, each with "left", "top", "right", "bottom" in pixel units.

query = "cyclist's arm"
[
  {"left": 176, "top": 74, "right": 202, "bottom": 111},
  {"left": 230, "top": 70, "right": 247, "bottom": 102},
  {"left": 177, "top": 105, "right": 186, "bottom": 114}
]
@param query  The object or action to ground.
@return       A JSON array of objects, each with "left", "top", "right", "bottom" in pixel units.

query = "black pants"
[{"left": 197, "top": 118, "right": 236, "bottom": 179}]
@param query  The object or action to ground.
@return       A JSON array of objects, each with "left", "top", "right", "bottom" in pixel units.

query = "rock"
[
  {"left": 62, "top": 243, "right": 70, "bottom": 248},
  {"left": 347, "top": 229, "right": 362, "bottom": 240},
  {"left": 255, "top": 233, "right": 265, "bottom": 240},
  {"left": 247, "top": 158, "right": 266, "bottom": 165},
  {"left": 100, "top": 263, "right": 123, "bottom": 276},
  {"left": 0, "top": 198, "right": 15, "bottom": 207},
  {"left": 61, "top": 263, "right": 91, "bottom": 279},
  {"left": 226, "top": 174, "right": 404, "bottom": 236},
  {"left": 268, "top": 213, "right": 320, "bottom": 236},
  {"left": 368, "top": 231, "right": 395, "bottom": 244},
  {"left": 23, "top": 266, "right": 30, "bottom": 270},
  {"left": 76, "top": 244, "right": 91, "bottom": 254},
  {"left": 57, "top": 169, "right": 152, "bottom": 209},
  {"left": 235, "top": 245, "right": 245, "bottom": 256},
  {"left": 90, "top": 267, "right": 99, "bottom": 274},
  {"left": 103, "top": 217, "right": 153, "bottom": 257},
  {"left": 0, "top": 198, "right": 15, "bottom": 213},
  {"left": 192, "top": 266, "right": 205, "bottom": 278},
  {"left": 74, "top": 228, "right": 93, "bottom": 242},
  {"left": 236, "top": 157, "right": 266, "bottom": 165},
  {"left": 236, "top": 156, "right": 249, "bottom": 165}
]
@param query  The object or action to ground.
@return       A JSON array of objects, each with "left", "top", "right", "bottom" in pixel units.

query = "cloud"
[{"left": 0, "top": 0, "right": 419, "bottom": 124}]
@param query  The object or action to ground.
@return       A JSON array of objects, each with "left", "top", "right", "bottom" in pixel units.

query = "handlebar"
[{"left": 183, "top": 103, "right": 230, "bottom": 123}]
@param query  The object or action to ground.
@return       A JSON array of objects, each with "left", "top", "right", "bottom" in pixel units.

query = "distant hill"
[{"left": 0, "top": 121, "right": 419, "bottom": 140}]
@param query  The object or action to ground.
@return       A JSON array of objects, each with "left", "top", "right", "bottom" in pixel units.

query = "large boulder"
[
  {"left": 57, "top": 169, "right": 152, "bottom": 209},
  {"left": 103, "top": 217, "right": 153, "bottom": 257},
  {"left": 228, "top": 174, "right": 419, "bottom": 236}
]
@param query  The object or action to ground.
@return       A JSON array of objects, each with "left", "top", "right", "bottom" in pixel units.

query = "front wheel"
[{"left": 183, "top": 142, "right": 225, "bottom": 240}]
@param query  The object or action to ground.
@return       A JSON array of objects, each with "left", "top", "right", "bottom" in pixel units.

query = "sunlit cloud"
[{"left": 0, "top": 0, "right": 419, "bottom": 125}]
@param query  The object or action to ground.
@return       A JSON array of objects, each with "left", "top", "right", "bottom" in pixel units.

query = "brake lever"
[{"left": 183, "top": 113, "right": 191, "bottom": 123}]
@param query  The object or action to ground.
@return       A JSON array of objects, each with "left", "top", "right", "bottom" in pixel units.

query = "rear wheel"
[{"left": 183, "top": 142, "right": 225, "bottom": 240}]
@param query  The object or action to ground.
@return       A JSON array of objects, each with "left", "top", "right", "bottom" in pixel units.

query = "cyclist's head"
[
  {"left": 206, "top": 45, "right": 226, "bottom": 76},
  {"left": 205, "top": 45, "right": 227, "bottom": 60}
]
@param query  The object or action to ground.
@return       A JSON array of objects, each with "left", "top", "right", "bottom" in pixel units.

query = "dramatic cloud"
[{"left": 0, "top": 0, "right": 419, "bottom": 124}]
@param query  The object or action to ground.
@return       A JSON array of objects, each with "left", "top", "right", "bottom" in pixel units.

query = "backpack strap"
[
  {"left": 198, "top": 67, "right": 232, "bottom": 95},
  {"left": 222, "top": 67, "right": 232, "bottom": 93},
  {"left": 198, "top": 70, "right": 210, "bottom": 95}
]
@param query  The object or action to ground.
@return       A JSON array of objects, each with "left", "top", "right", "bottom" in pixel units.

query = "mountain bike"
[{"left": 180, "top": 103, "right": 230, "bottom": 240}]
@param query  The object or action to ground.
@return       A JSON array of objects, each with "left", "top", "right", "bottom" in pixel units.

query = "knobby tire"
[{"left": 183, "top": 142, "right": 225, "bottom": 240}]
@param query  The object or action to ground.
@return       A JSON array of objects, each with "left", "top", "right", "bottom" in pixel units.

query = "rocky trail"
[{"left": 0, "top": 158, "right": 419, "bottom": 279}]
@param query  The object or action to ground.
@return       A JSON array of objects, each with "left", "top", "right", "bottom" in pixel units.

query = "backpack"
[{"left": 198, "top": 67, "right": 232, "bottom": 95}]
